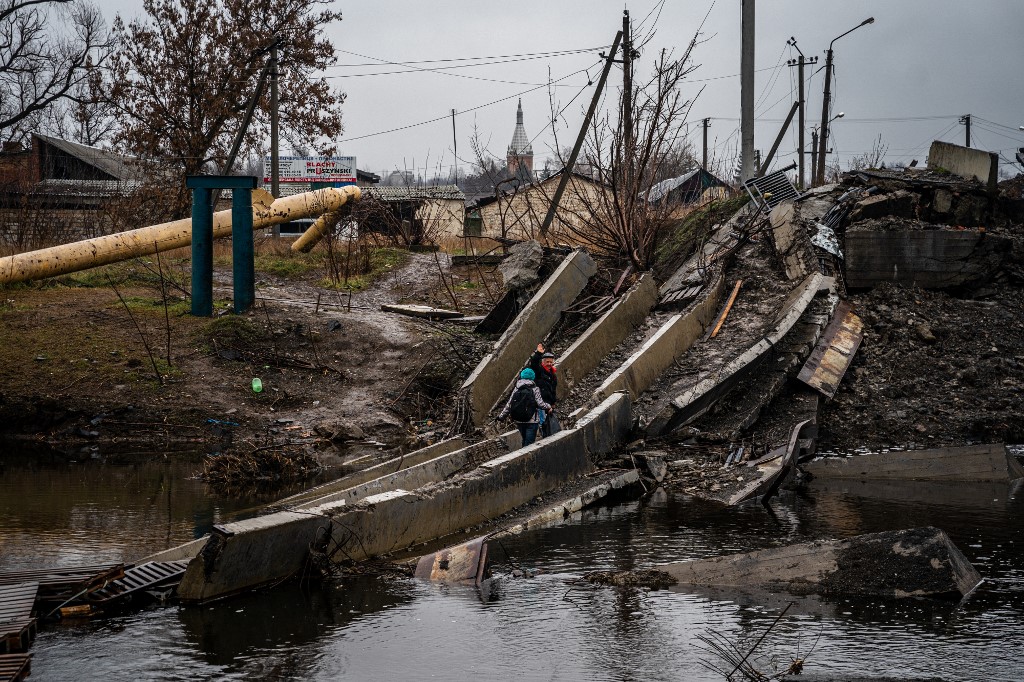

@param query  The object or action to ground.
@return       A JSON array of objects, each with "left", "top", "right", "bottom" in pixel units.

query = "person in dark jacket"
[
  {"left": 498, "top": 368, "right": 551, "bottom": 446},
  {"left": 529, "top": 343, "right": 560, "bottom": 437}
]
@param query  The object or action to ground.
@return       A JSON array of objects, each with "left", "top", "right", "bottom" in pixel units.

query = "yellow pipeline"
[
  {"left": 0, "top": 185, "right": 362, "bottom": 285},
  {"left": 291, "top": 210, "right": 341, "bottom": 253}
]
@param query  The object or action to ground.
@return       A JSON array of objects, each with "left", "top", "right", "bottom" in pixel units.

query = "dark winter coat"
[
  {"left": 529, "top": 351, "right": 558, "bottom": 405},
  {"left": 498, "top": 379, "right": 551, "bottom": 424}
]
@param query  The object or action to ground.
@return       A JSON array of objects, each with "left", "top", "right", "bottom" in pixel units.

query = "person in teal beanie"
[{"left": 498, "top": 367, "right": 550, "bottom": 446}]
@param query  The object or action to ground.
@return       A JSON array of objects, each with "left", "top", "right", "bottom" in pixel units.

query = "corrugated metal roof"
[
  {"left": 366, "top": 185, "right": 465, "bottom": 201},
  {"left": 33, "top": 133, "right": 149, "bottom": 182}
]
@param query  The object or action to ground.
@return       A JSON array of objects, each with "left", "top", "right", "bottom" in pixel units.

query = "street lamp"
[{"left": 815, "top": 18, "right": 875, "bottom": 186}]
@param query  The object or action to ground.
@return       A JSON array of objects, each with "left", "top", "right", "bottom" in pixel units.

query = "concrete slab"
[
  {"left": 646, "top": 273, "right": 828, "bottom": 436},
  {"left": 660, "top": 527, "right": 981, "bottom": 598},
  {"left": 380, "top": 304, "right": 464, "bottom": 320},
  {"left": 461, "top": 249, "right": 597, "bottom": 426},
  {"left": 556, "top": 273, "right": 658, "bottom": 401},
  {"left": 804, "top": 444, "right": 1024, "bottom": 482},
  {"left": 593, "top": 270, "right": 725, "bottom": 404},
  {"left": 928, "top": 140, "right": 998, "bottom": 188}
]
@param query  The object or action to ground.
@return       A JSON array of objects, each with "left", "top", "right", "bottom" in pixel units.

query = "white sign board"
[{"left": 264, "top": 156, "right": 356, "bottom": 183}]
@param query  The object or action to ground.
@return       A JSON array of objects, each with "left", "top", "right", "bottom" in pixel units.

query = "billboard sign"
[{"left": 264, "top": 156, "right": 356, "bottom": 183}]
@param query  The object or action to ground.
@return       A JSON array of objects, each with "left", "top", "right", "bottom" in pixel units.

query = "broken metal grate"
[{"left": 743, "top": 164, "right": 800, "bottom": 209}]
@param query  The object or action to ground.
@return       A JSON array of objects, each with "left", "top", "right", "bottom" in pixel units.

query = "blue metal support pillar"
[
  {"left": 186, "top": 175, "right": 259, "bottom": 317},
  {"left": 189, "top": 186, "right": 213, "bottom": 316},
  {"left": 231, "top": 187, "right": 255, "bottom": 313}
]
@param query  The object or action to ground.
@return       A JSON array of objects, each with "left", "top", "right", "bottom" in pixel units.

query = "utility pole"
[
  {"left": 816, "top": 18, "right": 874, "bottom": 186},
  {"left": 270, "top": 38, "right": 280, "bottom": 238},
  {"left": 539, "top": 29, "right": 623, "bottom": 236},
  {"left": 451, "top": 109, "right": 458, "bottom": 185},
  {"left": 960, "top": 114, "right": 972, "bottom": 147},
  {"left": 702, "top": 117, "right": 711, "bottom": 171},
  {"left": 810, "top": 129, "right": 818, "bottom": 186},
  {"left": 786, "top": 39, "right": 816, "bottom": 188},
  {"left": 622, "top": 10, "right": 634, "bottom": 193},
  {"left": 740, "top": 0, "right": 755, "bottom": 182}
]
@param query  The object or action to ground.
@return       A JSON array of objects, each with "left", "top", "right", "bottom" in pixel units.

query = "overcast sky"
[{"left": 100, "top": 0, "right": 1024, "bottom": 181}]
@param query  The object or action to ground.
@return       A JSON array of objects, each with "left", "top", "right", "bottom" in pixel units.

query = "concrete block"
[
  {"left": 556, "top": 274, "right": 658, "bottom": 401},
  {"left": 845, "top": 229, "right": 1011, "bottom": 290},
  {"left": 769, "top": 203, "right": 811, "bottom": 281},
  {"left": 660, "top": 527, "right": 981, "bottom": 599},
  {"left": 596, "top": 270, "right": 725, "bottom": 402},
  {"left": 928, "top": 140, "right": 998, "bottom": 188},
  {"left": 804, "top": 444, "right": 1024, "bottom": 482},
  {"left": 462, "top": 249, "right": 597, "bottom": 426}
]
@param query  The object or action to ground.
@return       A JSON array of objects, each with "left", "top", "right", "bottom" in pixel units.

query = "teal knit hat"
[{"left": 520, "top": 368, "right": 535, "bottom": 380}]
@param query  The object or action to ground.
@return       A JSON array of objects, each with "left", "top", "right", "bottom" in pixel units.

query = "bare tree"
[{"left": 0, "top": 0, "right": 113, "bottom": 145}]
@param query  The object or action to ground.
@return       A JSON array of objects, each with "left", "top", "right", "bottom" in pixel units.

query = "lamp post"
[{"left": 815, "top": 17, "right": 874, "bottom": 186}]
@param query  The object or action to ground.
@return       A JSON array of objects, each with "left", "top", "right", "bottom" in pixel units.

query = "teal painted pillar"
[
  {"left": 190, "top": 187, "right": 214, "bottom": 316},
  {"left": 231, "top": 188, "right": 255, "bottom": 313}
]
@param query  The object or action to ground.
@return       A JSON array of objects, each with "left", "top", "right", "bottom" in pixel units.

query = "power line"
[{"left": 333, "top": 46, "right": 607, "bottom": 68}]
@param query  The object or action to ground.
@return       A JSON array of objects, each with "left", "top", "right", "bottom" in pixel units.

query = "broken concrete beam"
[
  {"left": 498, "top": 240, "right": 544, "bottom": 290},
  {"left": 844, "top": 228, "right": 1011, "bottom": 290},
  {"left": 176, "top": 393, "right": 632, "bottom": 603},
  {"left": 276, "top": 437, "right": 476, "bottom": 509},
  {"left": 380, "top": 304, "right": 464, "bottom": 320},
  {"left": 769, "top": 203, "right": 814, "bottom": 281},
  {"left": 635, "top": 452, "right": 667, "bottom": 482},
  {"left": 575, "top": 391, "right": 632, "bottom": 457},
  {"left": 928, "top": 140, "right": 998, "bottom": 189},
  {"left": 646, "top": 273, "right": 829, "bottom": 437},
  {"left": 593, "top": 270, "right": 725, "bottom": 405},
  {"left": 556, "top": 273, "right": 658, "bottom": 402},
  {"left": 294, "top": 436, "right": 520, "bottom": 511},
  {"left": 462, "top": 249, "right": 597, "bottom": 427},
  {"left": 804, "top": 444, "right": 1024, "bottom": 482},
  {"left": 660, "top": 527, "right": 981, "bottom": 599},
  {"left": 848, "top": 189, "right": 917, "bottom": 222}
]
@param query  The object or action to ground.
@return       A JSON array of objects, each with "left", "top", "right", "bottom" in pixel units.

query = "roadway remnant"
[
  {"left": 804, "top": 444, "right": 1024, "bottom": 482},
  {"left": 414, "top": 537, "right": 490, "bottom": 587},
  {"left": 797, "top": 300, "right": 863, "bottom": 398},
  {"left": 658, "top": 527, "right": 981, "bottom": 599}
]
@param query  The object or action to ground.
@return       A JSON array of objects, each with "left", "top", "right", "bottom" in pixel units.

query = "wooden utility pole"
[
  {"left": 810, "top": 129, "right": 818, "bottom": 185},
  {"left": 539, "top": 29, "right": 623, "bottom": 236},
  {"left": 960, "top": 114, "right": 972, "bottom": 147},
  {"left": 702, "top": 117, "right": 711, "bottom": 171},
  {"left": 622, "top": 10, "right": 634, "bottom": 193}
]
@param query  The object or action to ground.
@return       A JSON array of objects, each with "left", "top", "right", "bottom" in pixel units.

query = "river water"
[{"left": 1, "top": 451, "right": 1021, "bottom": 681}]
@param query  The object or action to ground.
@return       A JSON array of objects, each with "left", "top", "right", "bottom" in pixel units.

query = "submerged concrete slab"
[
  {"left": 660, "top": 527, "right": 981, "bottom": 599},
  {"left": 646, "top": 273, "right": 829, "bottom": 436},
  {"left": 845, "top": 229, "right": 1011, "bottom": 290},
  {"left": 804, "top": 444, "right": 1024, "bottom": 482},
  {"left": 593, "top": 270, "right": 725, "bottom": 405},
  {"left": 176, "top": 392, "right": 632, "bottom": 603},
  {"left": 462, "top": 249, "right": 597, "bottom": 426},
  {"left": 556, "top": 274, "right": 658, "bottom": 402}
]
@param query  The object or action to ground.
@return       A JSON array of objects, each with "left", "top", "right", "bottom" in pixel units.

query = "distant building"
[
  {"left": 357, "top": 185, "right": 466, "bottom": 244},
  {"left": 645, "top": 168, "right": 729, "bottom": 207},
  {"left": 506, "top": 99, "right": 534, "bottom": 181},
  {"left": 465, "top": 169, "right": 607, "bottom": 244},
  {"left": 0, "top": 133, "right": 152, "bottom": 247}
]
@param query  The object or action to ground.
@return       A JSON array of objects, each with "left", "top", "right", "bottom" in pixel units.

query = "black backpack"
[{"left": 509, "top": 384, "right": 538, "bottom": 422}]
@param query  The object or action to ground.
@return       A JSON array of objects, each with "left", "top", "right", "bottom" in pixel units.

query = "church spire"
[{"left": 507, "top": 99, "right": 534, "bottom": 178}]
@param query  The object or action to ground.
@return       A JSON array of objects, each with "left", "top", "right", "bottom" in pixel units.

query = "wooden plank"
[
  {"left": 380, "top": 304, "right": 464, "bottom": 320},
  {"left": 708, "top": 279, "right": 743, "bottom": 339},
  {"left": 0, "top": 619, "right": 35, "bottom": 654},
  {"left": 0, "top": 583, "right": 37, "bottom": 625},
  {"left": 0, "top": 653, "right": 31, "bottom": 682}
]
